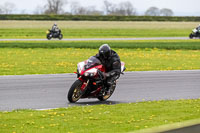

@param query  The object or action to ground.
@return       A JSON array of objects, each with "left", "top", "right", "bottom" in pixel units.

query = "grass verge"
[
  {"left": 0, "top": 28, "right": 190, "bottom": 38},
  {"left": 1, "top": 40, "right": 200, "bottom": 75},
  {"left": 0, "top": 21, "right": 198, "bottom": 38},
  {"left": 0, "top": 47, "right": 200, "bottom": 75},
  {"left": 134, "top": 118, "right": 200, "bottom": 133},
  {"left": 0, "top": 99, "right": 200, "bottom": 133}
]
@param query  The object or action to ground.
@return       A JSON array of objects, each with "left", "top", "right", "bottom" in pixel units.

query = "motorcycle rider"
[
  {"left": 196, "top": 24, "right": 200, "bottom": 34},
  {"left": 51, "top": 23, "right": 60, "bottom": 36},
  {"left": 94, "top": 44, "right": 121, "bottom": 94}
]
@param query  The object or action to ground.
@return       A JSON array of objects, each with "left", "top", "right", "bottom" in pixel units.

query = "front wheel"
[
  {"left": 58, "top": 34, "right": 63, "bottom": 40},
  {"left": 189, "top": 33, "right": 193, "bottom": 39},
  {"left": 47, "top": 33, "right": 52, "bottom": 40},
  {"left": 98, "top": 81, "right": 116, "bottom": 101},
  {"left": 68, "top": 80, "right": 83, "bottom": 103}
]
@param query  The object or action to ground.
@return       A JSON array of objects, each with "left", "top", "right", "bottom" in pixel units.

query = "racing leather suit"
[
  {"left": 51, "top": 25, "right": 60, "bottom": 35},
  {"left": 196, "top": 26, "right": 200, "bottom": 34},
  {"left": 94, "top": 50, "right": 121, "bottom": 88}
]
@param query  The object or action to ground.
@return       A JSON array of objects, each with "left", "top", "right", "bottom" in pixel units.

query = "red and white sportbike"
[{"left": 68, "top": 56, "right": 125, "bottom": 103}]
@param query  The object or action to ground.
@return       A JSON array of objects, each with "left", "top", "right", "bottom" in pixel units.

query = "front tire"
[
  {"left": 189, "top": 33, "right": 193, "bottom": 39},
  {"left": 59, "top": 34, "right": 63, "bottom": 40},
  {"left": 47, "top": 33, "right": 52, "bottom": 40},
  {"left": 68, "top": 80, "right": 83, "bottom": 103}
]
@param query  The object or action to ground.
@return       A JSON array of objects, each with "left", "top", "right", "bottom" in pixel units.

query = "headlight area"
[
  {"left": 84, "top": 72, "right": 95, "bottom": 77},
  {"left": 84, "top": 68, "right": 97, "bottom": 77}
]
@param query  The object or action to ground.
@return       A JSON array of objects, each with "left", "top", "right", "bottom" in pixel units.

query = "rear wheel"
[
  {"left": 98, "top": 81, "right": 116, "bottom": 101},
  {"left": 68, "top": 80, "right": 83, "bottom": 103}
]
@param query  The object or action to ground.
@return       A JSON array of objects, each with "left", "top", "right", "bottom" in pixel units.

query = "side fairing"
[
  {"left": 121, "top": 62, "right": 125, "bottom": 72},
  {"left": 77, "top": 61, "right": 86, "bottom": 74}
]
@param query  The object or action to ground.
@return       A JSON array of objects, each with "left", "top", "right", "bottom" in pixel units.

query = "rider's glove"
[{"left": 98, "top": 70, "right": 112, "bottom": 80}]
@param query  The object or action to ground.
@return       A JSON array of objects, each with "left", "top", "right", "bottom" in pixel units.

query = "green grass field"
[
  {"left": 0, "top": 99, "right": 200, "bottom": 133},
  {"left": 0, "top": 40, "right": 200, "bottom": 75},
  {"left": 0, "top": 21, "right": 198, "bottom": 38}
]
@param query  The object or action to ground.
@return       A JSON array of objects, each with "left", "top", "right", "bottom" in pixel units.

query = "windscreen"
[{"left": 85, "top": 56, "right": 101, "bottom": 69}]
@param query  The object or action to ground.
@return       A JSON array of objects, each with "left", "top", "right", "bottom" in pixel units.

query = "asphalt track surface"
[
  {"left": 0, "top": 70, "right": 200, "bottom": 111},
  {"left": 0, "top": 37, "right": 190, "bottom": 41}
]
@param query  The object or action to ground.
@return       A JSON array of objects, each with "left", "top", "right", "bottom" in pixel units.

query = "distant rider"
[
  {"left": 195, "top": 24, "right": 200, "bottom": 35},
  {"left": 94, "top": 44, "right": 121, "bottom": 94},
  {"left": 51, "top": 23, "right": 60, "bottom": 35}
]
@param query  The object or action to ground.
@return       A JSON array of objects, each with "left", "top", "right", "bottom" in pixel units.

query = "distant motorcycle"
[
  {"left": 189, "top": 28, "right": 200, "bottom": 39},
  {"left": 67, "top": 56, "right": 125, "bottom": 103},
  {"left": 46, "top": 29, "right": 63, "bottom": 40}
]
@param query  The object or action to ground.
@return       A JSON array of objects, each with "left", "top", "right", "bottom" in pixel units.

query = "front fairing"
[
  {"left": 77, "top": 61, "right": 86, "bottom": 75},
  {"left": 84, "top": 57, "right": 101, "bottom": 70},
  {"left": 121, "top": 62, "right": 125, "bottom": 72},
  {"left": 77, "top": 56, "right": 102, "bottom": 76},
  {"left": 46, "top": 30, "right": 50, "bottom": 34},
  {"left": 192, "top": 28, "right": 198, "bottom": 33}
]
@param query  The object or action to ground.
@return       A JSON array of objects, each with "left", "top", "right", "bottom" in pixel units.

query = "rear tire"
[
  {"left": 98, "top": 81, "right": 116, "bottom": 101},
  {"left": 68, "top": 80, "right": 83, "bottom": 103}
]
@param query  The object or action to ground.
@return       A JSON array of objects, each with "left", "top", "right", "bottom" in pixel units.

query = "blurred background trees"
[
  {"left": 145, "top": 7, "right": 160, "bottom": 16},
  {"left": 103, "top": 1, "right": 136, "bottom": 16},
  {"left": 0, "top": 2, "right": 16, "bottom": 14},
  {"left": 43, "top": 0, "right": 67, "bottom": 14},
  {"left": 70, "top": 1, "right": 102, "bottom": 15},
  {"left": 0, "top": 0, "right": 174, "bottom": 16},
  {"left": 145, "top": 6, "right": 173, "bottom": 16},
  {"left": 160, "top": 8, "right": 174, "bottom": 16}
]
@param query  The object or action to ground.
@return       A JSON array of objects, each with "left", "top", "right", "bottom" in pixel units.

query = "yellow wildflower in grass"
[
  {"left": 55, "top": 62, "right": 74, "bottom": 67},
  {"left": 49, "top": 124, "right": 58, "bottom": 127},
  {"left": 53, "top": 112, "right": 57, "bottom": 115}
]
